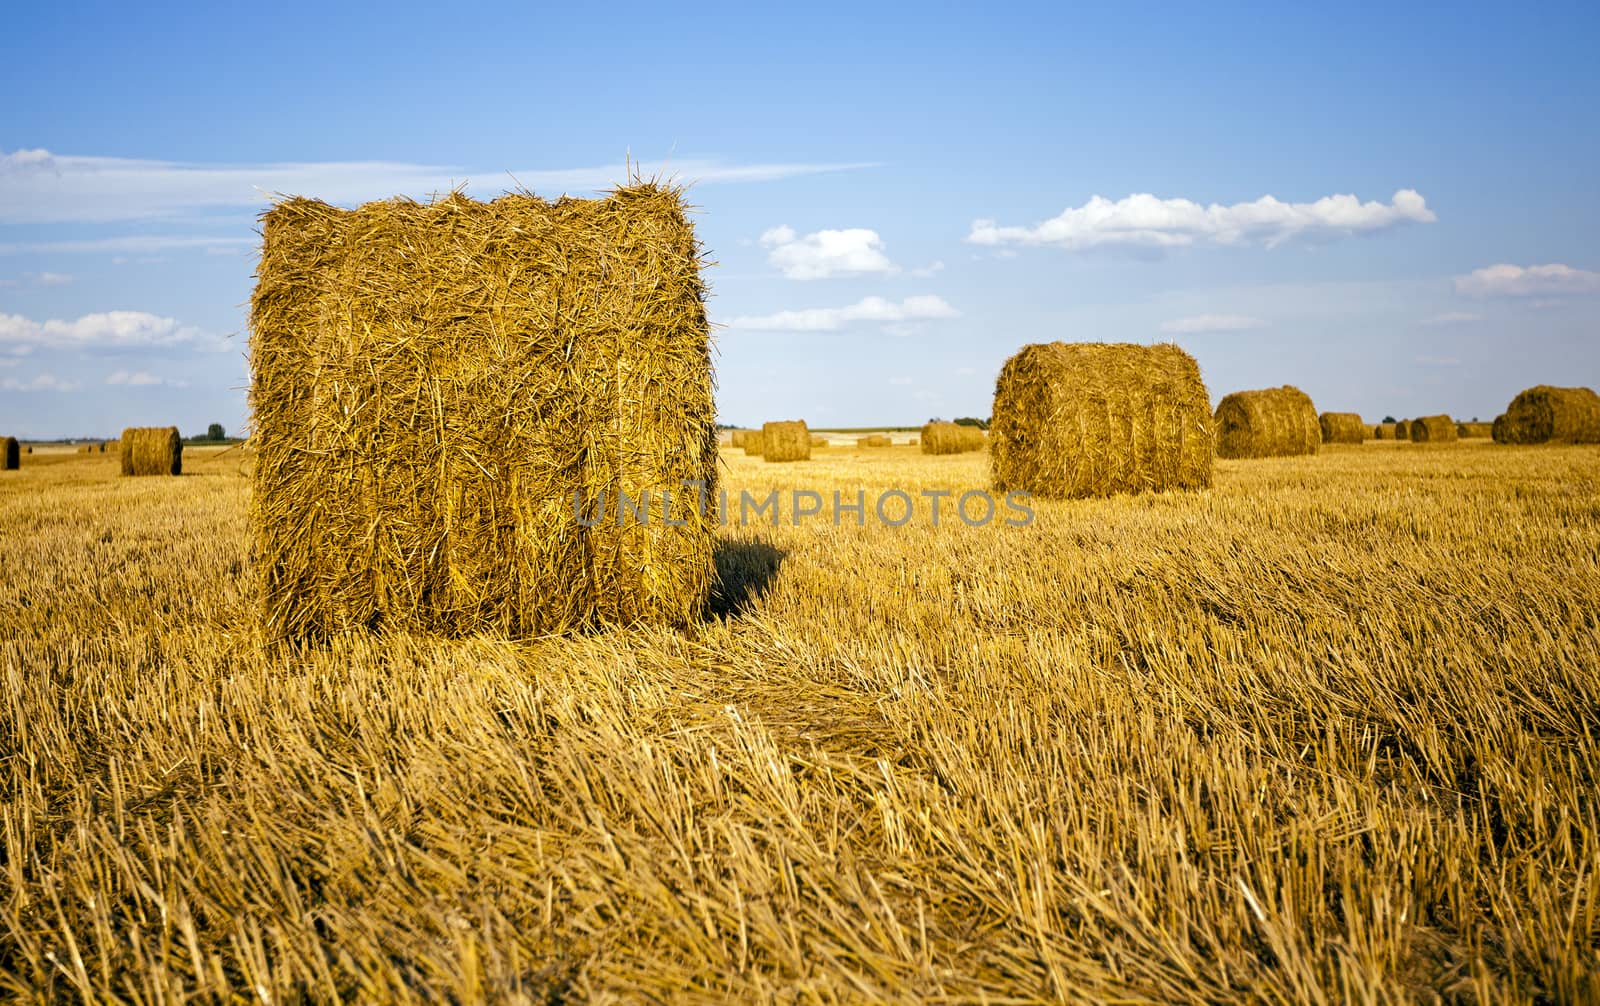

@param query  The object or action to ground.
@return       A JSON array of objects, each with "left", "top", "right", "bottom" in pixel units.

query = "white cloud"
[
  {"left": 0, "top": 147, "right": 880, "bottom": 224},
  {"left": 1419, "top": 311, "right": 1482, "bottom": 325},
  {"left": 106, "top": 369, "right": 188, "bottom": 387},
  {"left": 29, "top": 271, "right": 73, "bottom": 287},
  {"left": 759, "top": 225, "right": 896, "bottom": 279},
  {"left": 1453, "top": 263, "right": 1600, "bottom": 298},
  {"left": 727, "top": 295, "right": 959, "bottom": 332},
  {"left": 968, "top": 188, "right": 1435, "bottom": 251},
  {"left": 0, "top": 311, "right": 226, "bottom": 351},
  {"left": 1158, "top": 314, "right": 1267, "bottom": 334},
  {"left": 0, "top": 236, "right": 253, "bottom": 256},
  {"left": 2, "top": 372, "right": 80, "bottom": 392}
]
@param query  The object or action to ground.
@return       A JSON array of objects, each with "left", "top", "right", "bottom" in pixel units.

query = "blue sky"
[{"left": 2, "top": 1, "right": 1597, "bottom": 436}]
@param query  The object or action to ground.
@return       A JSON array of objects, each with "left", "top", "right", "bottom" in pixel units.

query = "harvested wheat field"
[{"left": 2, "top": 440, "right": 1598, "bottom": 1002}]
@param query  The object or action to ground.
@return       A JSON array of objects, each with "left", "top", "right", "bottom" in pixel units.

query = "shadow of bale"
[{"left": 710, "top": 539, "right": 786, "bottom": 619}]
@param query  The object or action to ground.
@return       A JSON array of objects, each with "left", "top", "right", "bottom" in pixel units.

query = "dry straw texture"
[
  {"left": 1409, "top": 415, "right": 1459, "bottom": 443},
  {"left": 1214, "top": 386, "right": 1320, "bottom": 459},
  {"left": 1318, "top": 412, "right": 1366, "bottom": 444},
  {"left": 1, "top": 437, "right": 17, "bottom": 471},
  {"left": 77, "top": 444, "right": 94, "bottom": 454},
  {"left": 990, "top": 342, "right": 1212, "bottom": 499},
  {"left": 858, "top": 434, "right": 893, "bottom": 448},
  {"left": 729, "top": 429, "right": 749, "bottom": 448},
  {"left": 810, "top": 435, "right": 829, "bottom": 448},
  {"left": 761, "top": 421, "right": 811, "bottom": 463},
  {"left": 1456, "top": 422, "right": 1494, "bottom": 439},
  {"left": 119, "top": 427, "right": 182, "bottom": 476},
  {"left": 1395, "top": 420, "right": 1411, "bottom": 440},
  {"left": 742, "top": 431, "right": 766, "bottom": 457},
  {"left": 920, "top": 422, "right": 984, "bottom": 455},
  {"left": 248, "top": 184, "right": 717, "bottom": 641},
  {"left": 1374, "top": 423, "right": 1396, "bottom": 440},
  {"left": 1493, "top": 386, "right": 1600, "bottom": 444}
]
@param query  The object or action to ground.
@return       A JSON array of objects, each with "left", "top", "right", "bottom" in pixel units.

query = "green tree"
[{"left": 207, "top": 423, "right": 226, "bottom": 441}]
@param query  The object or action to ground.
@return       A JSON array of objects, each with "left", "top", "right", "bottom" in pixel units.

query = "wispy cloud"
[
  {"left": 106, "top": 369, "right": 189, "bottom": 388},
  {"left": 0, "top": 310, "right": 227, "bottom": 351},
  {"left": 1419, "top": 311, "right": 1482, "bottom": 325},
  {"left": 0, "top": 236, "right": 255, "bottom": 256},
  {"left": 1454, "top": 263, "right": 1600, "bottom": 298},
  {"left": 1158, "top": 314, "right": 1267, "bottom": 334},
  {"left": 759, "top": 225, "right": 896, "bottom": 280},
  {"left": 2, "top": 372, "right": 80, "bottom": 392},
  {"left": 727, "top": 295, "right": 959, "bottom": 332},
  {"left": 969, "top": 189, "right": 1435, "bottom": 251},
  {"left": 0, "top": 148, "right": 880, "bottom": 224}
]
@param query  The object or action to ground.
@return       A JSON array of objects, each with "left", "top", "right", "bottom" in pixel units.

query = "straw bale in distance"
[
  {"left": 858, "top": 434, "right": 893, "bottom": 448},
  {"left": 1214, "top": 385, "right": 1319, "bottom": 459},
  {"left": 761, "top": 421, "right": 811, "bottom": 462},
  {"left": 1, "top": 437, "right": 17, "bottom": 471},
  {"left": 77, "top": 444, "right": 93, "bottom": 454},
  {"left": 729, "top": 429, "right": 748, "bottom": 448},
  {"left": 119, "top": 427, "right": 182, "bottom": 476},
  {"left": 1456, "top": 422, "right": 1494, "bottom": 438},
  {"left": 810, "top": 435, "right": 828, "bottom": 447},
  {"left": 743, "top": 431, "right": 766, "bottom": 456},
  {"left": 1318, "top": 412, "right": 1366, "bottom": 444},
  {"left": 1394, "top": 420, "right": 1410, "bottom": 440},
  {"left": 249, "top": 184, "right": 717, "bottom": 640},
  {"left": 1493, "top": 386, "right": 1600, "bottom": 444},
  {"left": 990, "top": 342, "right": 1212, "bottom": 499},
  {"left": 1373, "top": 423, "right": 1395, "bottom": 439},
  {"left": 1409, "top": 415, "right": 1458, "bottom": 443},
  {"left": 920, "top": 422, "right": 984, "bottom": 455}
]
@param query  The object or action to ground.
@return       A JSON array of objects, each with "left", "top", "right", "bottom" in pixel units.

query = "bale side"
[
  {"left": 1, "top": 437, "right": 17, "bottom": 471},
  {"left": 249, "top": 185, "right": 717, "bottom": 640},
  {"left": 1410, "top": 415, "right": 1458, "bottom": 443},
  {"left": 1495, "top": 386, "right": 1600, "bottom": 444},
  {"left": 920, "top": 422, "right": 984, "bottom": 455},
  {"left": 1395, "top": 420, "right": 1411, "bottom": 441},
  {"left": 990, "top": 341, "right": 1212, "bottom": 499},
  {"left": 120, "top": 427, "right": 182, "bottom": 476},
  {"left": 1492, "top": 414, "right": 1510, "bottom": 443},
  {"left": 1318, "top": 412, "right": 1366, "bottom": 444},
  {"left": 1214, "top": 386, "right": 1320, "bottom": 459},
  {"left": 742, "top": 431, "right": 766, "bottom": 456},
  {"left": 1374, "top": 423, "right": 1395, "bottom": 439},
  {"left": 762, "top": 420, "right": 811, "bottom": 462},
  {"left": 729, "top": 429, "right": 748, "bottom": 448}
]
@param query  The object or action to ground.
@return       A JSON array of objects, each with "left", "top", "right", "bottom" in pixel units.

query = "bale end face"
[
  {"left": 761, "top": 421, "right": 811, "bottom": 462},
  {"left": 1, "top": 437, "right": 18, "bottom": 471},
  {"left": 990, "top": 341, "right": 1213, "bottom": 499}
]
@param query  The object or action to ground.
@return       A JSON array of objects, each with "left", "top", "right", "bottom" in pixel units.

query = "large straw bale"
[
  {"left": 761, "top": 420, "right": 811, "bottom": 462},
  {"left": 1, "top": 437, "right": 17, "bottom": 471},
  {"left": 1493, "top": 386, "right": 1600, "bottom": 444},
  {"left": 920, "top": 422, "right": 984, "bottom": 455},
  {"left": 1409, "top": 415, "right": 1458, "bottom": 443},
  {"left": 119, "top": 427, "right": 182, "bottom": 476},
  {"left": 248, "top": 184, "right": 716, "bottom": 640},
  {"left": 1318, "top": 412, "right": 1366, "bottom": 444},
  {"left": 1214, "top": 386, "right": 1319, "bottom": 459},
  {"left": 990, "top": 342, "right": 1212, "bottom": 499}
]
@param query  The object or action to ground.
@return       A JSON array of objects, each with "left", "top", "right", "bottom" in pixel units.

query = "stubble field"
[{"left": 2, "top": 441, "right": 1597, "bottom": 1002}]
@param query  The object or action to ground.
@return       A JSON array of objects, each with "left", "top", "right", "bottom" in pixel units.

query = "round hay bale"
[
  {"left": 743, "top": 431, "right": 766, "bottom": 456},
  {"left": 908, "top": 436, "right": 919, "bottom": 447},
  {"left": 729, "top": 429, "right": 748, "bottom": 448},
  {"left": 810, "top": 434, "right": 828, "bottom": 447},
  {"left": 1373, "top": 423, "right": 1395, "bottom": 439},
  {"left": 119, "top": 427, "right": 182, "bottom": 476},
  {"left": 1214, "top": 385, "right": 1319, "bottom": 459},
  {"left": 920, "top": 422, "right": 984, "bottom": 455},
  {"left": 990, "top": 341, "right": 1212, "bottom": 499},
  {"left": 1409, "top": 415, "right": 1458, "bottom": 443},
  {"left": 1, "top": 437, "right": 18, "bottom": 471},
  {"left": 1318, "top": 412, "right": 1366, "bottom": 444},
  {"left": 1492, "top": 414, "right": 1510, "bottom": 443},
  {"left": 250, "top": 185, "right": 717, "bottom": 640},
  {"left": 1456, "top": 421, "right": 1494, "bottom": 439},
  {"left": 857, "top": 434, "right": 893, "bottom": 448},
  {"left": 77, "top": 443, "right": 94, "bottom": 454},
  {"left": 761, "top": 420, "right": 811, "bottom": 462},
  {"left": 1493, "top": 386, "right": 1600, "bottom": 444}
]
